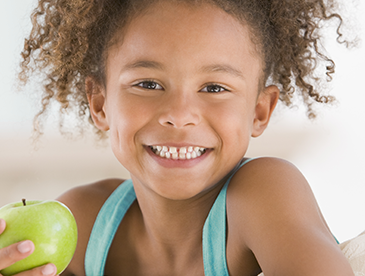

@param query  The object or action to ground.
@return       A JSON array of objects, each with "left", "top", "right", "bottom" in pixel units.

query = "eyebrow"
[
  {"left": 200, "top": 64, "right": 245, "bottom": 79},
  {"left": 120, "top": 60, "right": 165, "bottom": 73},
  {"left": 120, "top": 60, "right": 244, "bottom": 79}
]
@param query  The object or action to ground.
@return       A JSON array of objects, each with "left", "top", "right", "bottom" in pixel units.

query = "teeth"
[
  {"left": 150, "top": 145, "right": 207, "bottom": 160},
  {"left": 172, "top": 152, "right": 178, "bottom": 159}
]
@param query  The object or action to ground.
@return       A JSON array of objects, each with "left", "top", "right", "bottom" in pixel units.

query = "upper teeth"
[{"left": 150, "top": 146, "right": 206, "bottom": 160}]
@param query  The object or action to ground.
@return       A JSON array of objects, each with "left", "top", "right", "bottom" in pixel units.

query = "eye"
[
  {"left": 135, "top": 80, "right": 163, "bottom": 90},
  {"left": 200, "top": 84, "right": 228, "bottom": 93}
]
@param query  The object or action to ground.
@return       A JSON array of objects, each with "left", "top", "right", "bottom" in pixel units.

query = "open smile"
[{"left": 149, "top": 145, "right": 207, "bottom": 160}]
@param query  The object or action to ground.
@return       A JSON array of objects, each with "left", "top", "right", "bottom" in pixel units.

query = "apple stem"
[{"left": 22, "top": 199, "right": 26, "bottom": 206}]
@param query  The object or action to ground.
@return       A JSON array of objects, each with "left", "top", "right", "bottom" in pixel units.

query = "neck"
[{"left": 131, "top": 175, "right": 225, "bottom": 252}]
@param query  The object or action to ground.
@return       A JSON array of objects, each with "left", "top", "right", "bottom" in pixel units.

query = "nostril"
[{"left": 158, "top": 110, "right": 200, "bottom": 128}]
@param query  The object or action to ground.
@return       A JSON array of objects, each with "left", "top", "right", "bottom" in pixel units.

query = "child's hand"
[{"left": 0, "top": 219, "right": 58, "bottom": 276}]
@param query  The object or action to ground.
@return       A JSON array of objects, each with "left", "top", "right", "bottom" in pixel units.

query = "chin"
[{"left": 149, "top": 178, "right": 216, "bottom": 201}]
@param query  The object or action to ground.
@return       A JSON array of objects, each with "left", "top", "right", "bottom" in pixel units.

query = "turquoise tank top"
[
  {"left": 84, "top": 158, "right": 339, "bottom": 275},
  {"left": 84, "top": 158, "right": 254, "bottom": 275}
]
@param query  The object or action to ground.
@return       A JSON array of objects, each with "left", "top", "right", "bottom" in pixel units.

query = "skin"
[{"left": 0, "top": 1, "right": 354, "bottom": 276}]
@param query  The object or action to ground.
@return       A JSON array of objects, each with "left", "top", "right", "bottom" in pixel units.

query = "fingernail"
[
  {"left": 0, "top": 219, "right": 5, "bottom": 229},
  {"left": 17, "top": 241, "right": 33, "bottom": 254},
  {"left": 42, "top": 263, "right": 56, "bottom": 275}
]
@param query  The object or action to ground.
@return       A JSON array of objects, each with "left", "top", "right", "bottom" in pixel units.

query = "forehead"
[{"left": 107, "top": 1, "right": 263, "bottom": 81}]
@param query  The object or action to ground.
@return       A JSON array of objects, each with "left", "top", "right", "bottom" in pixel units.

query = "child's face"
[{"left": 88, "top": 1, "right": 278, "bottom": 199}]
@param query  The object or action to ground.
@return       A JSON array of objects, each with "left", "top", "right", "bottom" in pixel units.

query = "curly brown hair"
[{"left": 18, "top": 0, "right": 346, "bottom": 138}]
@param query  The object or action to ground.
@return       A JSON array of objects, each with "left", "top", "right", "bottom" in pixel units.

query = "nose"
[{"left": 158, "top": 92, "right": 201, "bottom": 128}]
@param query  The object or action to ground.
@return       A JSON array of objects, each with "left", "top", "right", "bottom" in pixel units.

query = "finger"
[
  {"left": 0, "top": 240, "right": 34, "bottom": 270},
  {"left": 0, "top": 219, "right": 5, "bottom": 234},
  {"left": 15, "top": 263, "right": 57, "bottom": 276}
]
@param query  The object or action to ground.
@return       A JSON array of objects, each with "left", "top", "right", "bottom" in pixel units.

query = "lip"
[{"left": 145, "top": 145, "right": 211, "bottom": 168}]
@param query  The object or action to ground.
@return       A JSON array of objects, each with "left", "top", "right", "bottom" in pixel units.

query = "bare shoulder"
[
  {"left": 226, "top": 157, "right": 353, "bottom": 275},
  {"left": 226, "top": 157, "right": 320, "bottom": 232},
  {"left": 57, "top": 178, "right": 124, "bottom": 211},
  {"left": 228, "top": 157, "right": 312, "bottom": 199},
  {"left": 57, "top": 178, "right": 125, "bottom": 276}
]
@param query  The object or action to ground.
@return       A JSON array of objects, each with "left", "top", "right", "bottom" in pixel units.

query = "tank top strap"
[
  {"left": 84, "top": 179, "right": 136, "bottom": 276},
  {"left": 202, "top": 157, "right": 256, "bottom": 275}
]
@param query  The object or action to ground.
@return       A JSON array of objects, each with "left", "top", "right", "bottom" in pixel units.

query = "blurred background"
[{"left": 1, "top": 0, "right": 365, "bottom": 243}]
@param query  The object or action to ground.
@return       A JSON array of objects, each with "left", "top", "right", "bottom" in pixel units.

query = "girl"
[{"left": 0, "top": 0, "right": 356, "bottom": 275}]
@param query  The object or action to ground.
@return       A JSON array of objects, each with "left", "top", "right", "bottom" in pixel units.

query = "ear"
[
  {"left": 251, "top": 85, "right": 280, "bottom": 138},
  {"left": 86, "top": 77, "right": 110, "bottom": 131}
]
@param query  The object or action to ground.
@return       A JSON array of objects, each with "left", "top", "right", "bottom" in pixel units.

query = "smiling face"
[{"left": 88, "top": 1, "right": 279, "bottom": 200}]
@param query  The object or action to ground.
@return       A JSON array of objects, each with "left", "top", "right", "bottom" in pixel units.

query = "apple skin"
[{"left": 0, "top": 200, "right": 77, "bottom": 275}]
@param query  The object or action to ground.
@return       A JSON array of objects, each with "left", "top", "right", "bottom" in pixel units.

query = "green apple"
[{"left": 0, "top": 199, "right": 77, "bottom": 275}]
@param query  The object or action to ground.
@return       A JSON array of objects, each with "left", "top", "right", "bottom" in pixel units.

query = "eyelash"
[
  {"left": 134, "top": 80, "right": 163, "bottom": 90},
  {"left": 133, "top": 80, "right": 229, "bottom": 93},
  {"left": 200, "top": 83, "right": 229, "bottom": 93}
]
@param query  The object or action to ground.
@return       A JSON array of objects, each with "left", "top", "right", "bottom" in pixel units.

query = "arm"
[
  {"left": 57, "top": 178, "right": 124, "bottom": 276},
  {"left": 227, "top": 157, "right": 354, "bottom": 276}
]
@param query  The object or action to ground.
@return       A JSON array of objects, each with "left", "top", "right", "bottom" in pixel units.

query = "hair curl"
[{"left": 19, "top": 0, "right": 347, "bottom": 137}]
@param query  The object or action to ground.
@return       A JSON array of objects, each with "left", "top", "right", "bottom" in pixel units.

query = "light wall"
[{"left": 1, "top": 0, "right": 365, "bottom": 243}]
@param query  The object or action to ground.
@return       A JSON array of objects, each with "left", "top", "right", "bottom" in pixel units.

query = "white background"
[{"left": 0, "top": 0, "right": 365, "bottom": 243}]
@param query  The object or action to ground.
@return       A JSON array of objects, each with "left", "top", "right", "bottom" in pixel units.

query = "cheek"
[
  {"left": 106, "top": 96, "right": 156, "bottom": 160},
  {"left": 105, "top": 99, "right": 138, "bottom": 157},
  {"left": 106, "top": 94, "right": 151, "bottom": 131},
  {"left": 210, "top": 99, "right": 254, "bottom": 133},
  {"left": 210, "top": 100, "right": 255, "bottom": 155}
]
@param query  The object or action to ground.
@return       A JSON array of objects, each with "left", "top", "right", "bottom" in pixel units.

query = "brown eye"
[
  {"left": 136, "top": 81, "right": 163, "bottom": 90},
  {"left": 201, "top": 84, "right": 227, "bottom": 93}
]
